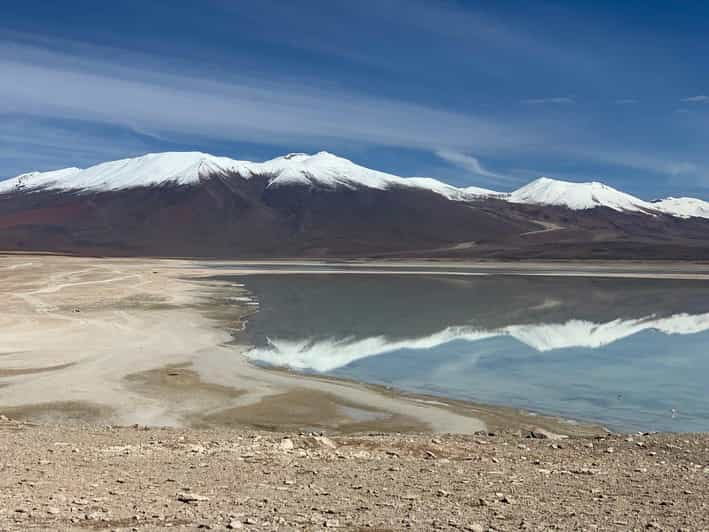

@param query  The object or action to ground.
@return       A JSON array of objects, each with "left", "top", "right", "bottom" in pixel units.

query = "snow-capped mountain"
[
  {"left": 2, "top": 151, "right": 706, "bottom": 220},
  {"left": 0, "top": 151, "right": 497, "bottom": 201},
  {"left": 652, "top": 197, "right": 709, "bottom": 220},
  {"left": 507, "top": 177, "right": 653, "bottom": 213},
  {"left": 0, "top": 151, "right": 708, "bottom": 260}
]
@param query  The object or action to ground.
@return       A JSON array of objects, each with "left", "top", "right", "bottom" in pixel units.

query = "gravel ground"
[{"left": 1, "top": 417, "right": 708, "bottom": 531}]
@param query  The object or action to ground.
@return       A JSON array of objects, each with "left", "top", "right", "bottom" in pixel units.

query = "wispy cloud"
[
  {"left": 0, "top": 41, "right": 536, "bottom": 158},
  {"left": 434, "top": 149, "right": 516, "bottom": 185},
  {"left": 521, "top": 97, "right": 576, "bottom": 105},
  {"left": 681, "top": 95, "right": 709, "bottom": 103}
]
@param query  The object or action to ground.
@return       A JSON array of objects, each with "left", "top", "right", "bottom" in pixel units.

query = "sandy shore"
[
  {"left": 0, "top": 254, "right": 603, "bottom": 436},
  {"left": 1, "top": 418, "right": 708, "bottom": 531}
]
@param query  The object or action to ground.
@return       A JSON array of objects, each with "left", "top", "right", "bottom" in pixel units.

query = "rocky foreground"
[{"left": 1, "top": 418, "right": 708, "bottom": 531}]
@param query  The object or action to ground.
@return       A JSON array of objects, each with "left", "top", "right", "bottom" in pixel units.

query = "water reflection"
[{"left": 233, "top": 275, "right": 709, "bottom": 432}]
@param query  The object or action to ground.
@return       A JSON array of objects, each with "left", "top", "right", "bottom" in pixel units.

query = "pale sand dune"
[{"left": 0, "top": 255, "right": 491, "bottom": 433}]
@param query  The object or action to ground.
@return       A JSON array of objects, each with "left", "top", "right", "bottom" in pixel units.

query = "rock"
[
  {"left": 425, "top": 450, "right": 437, "bottom": 459},
  {"left": 227, "top": 520, "right": 243, "bottom": 529},
  {"left": 303, "top": 436, "right": 337, "bottom": 449},
  {"left": 47, "top": 507, "right": 60, "bottom": 515},
  {"left": 467, "top": 524, "right": 485, "bottom": 532},
  {"left": 244, "top": 518, "right": 257, "bottom": 525},
  {"left": 279, "top": 438, "right": 294, "bottom": 451},
  {"left": 177, "top": 493, "right": 210, "bottom": 503},
  {"left": 314, "top": 436, "right": 337, "bottom": 448},
  {"left": 529, "top": 427, "right": 568, "bottom": 440},
  {"left": 0, "top": 414, "right": 9, "bottom": 421},
  {"left": 325, "top": 519, "right": 340, "bottom": 528}
]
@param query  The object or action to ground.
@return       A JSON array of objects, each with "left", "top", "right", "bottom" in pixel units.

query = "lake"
[{"left": 229, "top": 273, "right": 709, "bottom": 432}]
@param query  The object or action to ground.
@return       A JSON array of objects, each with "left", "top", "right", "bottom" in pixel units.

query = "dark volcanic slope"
[
  {"left": 0, "top": 173, "right": 534, "bottom": 257},
  {"left": 0, "top": 172, "right": 708, "bottom": 259}
]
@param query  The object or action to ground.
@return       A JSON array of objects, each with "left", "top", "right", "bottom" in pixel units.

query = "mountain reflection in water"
[{"left": 230, "top": 275, "right": 709, "bottom": 432}]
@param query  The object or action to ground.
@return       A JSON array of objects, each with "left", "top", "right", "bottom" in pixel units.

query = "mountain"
[
  {"left": 0, "top": 151, "right": 708, "bottom": 259},
  {"left": 0, "top": 151, "right": 496, "bottom": 201},
  {"left": 507, "top": 177, "right": 653, "bottom": 213},
  {"left": 652, "top": 197, "right": 709, "bottom": 219}
]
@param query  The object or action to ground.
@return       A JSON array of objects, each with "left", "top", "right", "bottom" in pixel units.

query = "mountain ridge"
[
  {"left": 2, "top": 151, "right": 707, "bottom": 220},
  {"left": 1, "top": 151, "right": 708, "bottom": 260}
]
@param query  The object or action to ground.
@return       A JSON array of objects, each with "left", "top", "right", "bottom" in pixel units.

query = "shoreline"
[
  {"left": 0, "top": 254, "right": 608, "bottom": 437},
  {"left": 2, "top": 254, "right": 709, "bottom": 529},
  {"left": 1, "top": 254, "right": 707, "bottom": 435}
]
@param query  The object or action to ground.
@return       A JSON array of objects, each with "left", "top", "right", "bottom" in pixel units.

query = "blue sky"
[{"left": 2, "top": 0, "right": 708, "bottom": 197}]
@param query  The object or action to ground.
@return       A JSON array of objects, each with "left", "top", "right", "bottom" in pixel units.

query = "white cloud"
[
  {"left": 435, "top": 150, "right": 516, "bottom": 184},
  {"left": 522, "top": 97, "right": 576, "bottom": 105},
  {"left": 681, "top": 95, "right": 709, "bottom": 104},
  {"left": 0, "top": 41, "right": 533, "bottom": 157}
]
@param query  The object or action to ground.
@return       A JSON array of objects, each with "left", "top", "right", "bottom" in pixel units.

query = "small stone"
[
  {"left": 314, "top": 436, "right": 337, "bottom": 449},
  {"left": 227, "top": 521, "right": 243, "bottom": 530},
  {"left": 177, "top": 493, "right": 209, "bottom": 503},
  {"left": 325, "top": 519, "right": 340, "bottom": 528},
  {"left": 47, "top": 507, "right": 60, "bottom": 515},
  {"left": 244, "top": 518, "right": 257, "bottom": 525},
  {"left": 467, "top": 524, "right": 484, "bottom": 532},
  {"left": 279, "top": 438, "right": 294, "bottom": 451},
  {"left": 425, "top": 450, "right": 437, "bottom": 459},
  {"left": 528, "top": 427, "right": 568, "bottom": 440}
]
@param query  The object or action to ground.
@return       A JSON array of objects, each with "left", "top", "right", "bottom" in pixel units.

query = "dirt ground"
[{"left": 1, "top": 418, "right": 707, "bottom": 532}]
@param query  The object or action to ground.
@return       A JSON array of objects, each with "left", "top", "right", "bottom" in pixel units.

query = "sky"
[{"left": 1, "top": 0, "right": 709, "bottom": 198}]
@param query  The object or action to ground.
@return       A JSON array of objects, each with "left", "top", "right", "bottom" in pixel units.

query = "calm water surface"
[{"left": 227, "top": 274, "right": 709, "bottom": 432}]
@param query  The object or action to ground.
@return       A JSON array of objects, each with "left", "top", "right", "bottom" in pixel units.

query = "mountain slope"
[{"left": 0, "top": 151, "right": 708, "bottom": 259}]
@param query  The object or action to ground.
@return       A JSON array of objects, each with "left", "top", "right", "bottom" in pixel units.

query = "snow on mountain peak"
[
  {"left": 652, "top": 196, "right": 709, "bottom": 220},
  {"left": 0, "top": 152, "right": 246, "bottom": 193},
  {"left": 1, "top": 151, "right": 707, "bottom": 219},
  {"left": 0, "top": 150, "right": 498, "bottom": 202},
  {"left": 508, "top": 176, "right": 652, "bottom": 213}
]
